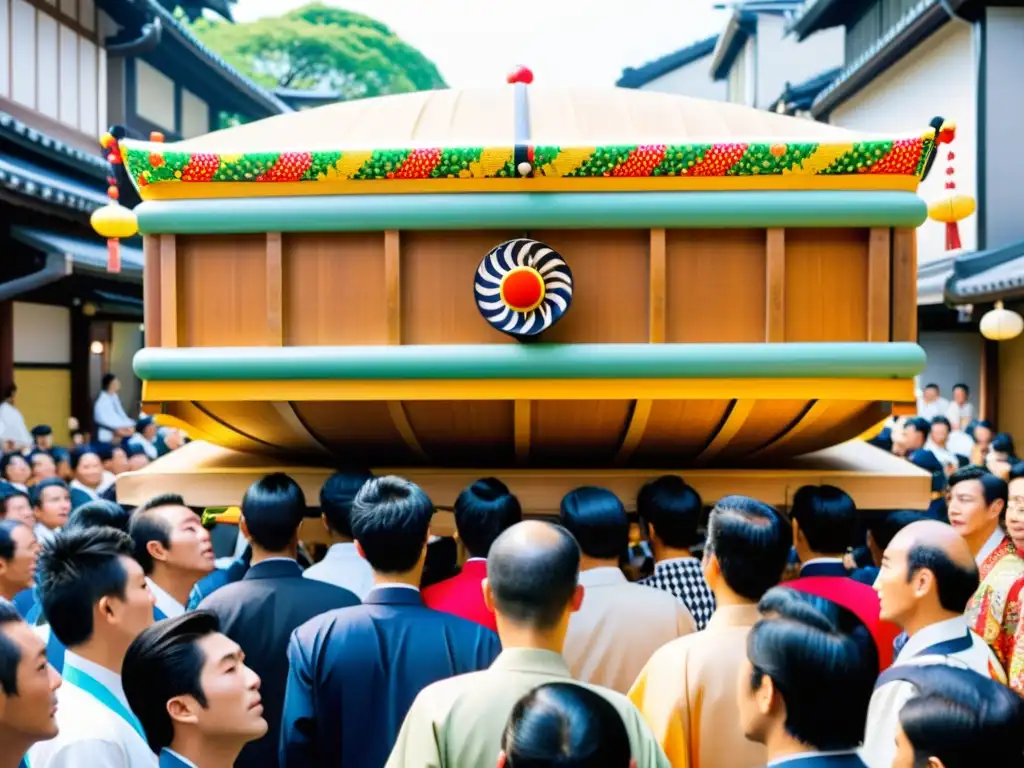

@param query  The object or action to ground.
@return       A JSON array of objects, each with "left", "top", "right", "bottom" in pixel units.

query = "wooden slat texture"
[
  {"left": 615, "top": 400, "right": 653, "bottom": 466},
  {"left": 784, "top": 228, "right": 869, "bottom": 341},
  {"left": 159, "top": 235, "right": 178, "bottom": 348},
  {"left": 765, "top": 228, "right": 785, "bottom": 342},
  {"left": 867, "top": 228, "right": 891, "bottom": 341},
  {"left": 696, "top": 400, "right": 755, "bottom": 464},
  {"left": 632, "top": 400, "right": 734, "bottom": 463},
  {"left": 403, "top": 402, "right": 514, "bottom": 466},
  {"left": 386, "top": 401, "right": 429, "bottom": 461},
  {"left": 291, "top": 401, "right": 413, "bottom": 466},
  {"left": 531, "top": 400, "right": 633, "bottom": 465},
  {"left": 891, "top": 228, "right": 918, "bottom": 341},
  {"left": 143, "top": 236, "right": 162, "bottom": 347},
  {"left": 514, "top": 400, "right": 531, "bottom": 465},
  {"left": 649, "top": 228, "right": 666, "bottom": 343},
  {"left": 749, "top": 401, "right": 831, "bottom": 458},
  {"left": 266, "top": 232, "right": 284, "bottom": 345},
  {"left": 385, "top": 230, "right": 401, "bottom": 346}
]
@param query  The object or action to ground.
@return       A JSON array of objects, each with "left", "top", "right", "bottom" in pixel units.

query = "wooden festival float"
[{"left": 94, "top": 79, "right": 945, "bottom": 529}]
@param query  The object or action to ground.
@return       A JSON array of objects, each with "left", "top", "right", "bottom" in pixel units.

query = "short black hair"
[
  {"left": 558, "top": 487, "right": 628, "bottom": 561},
  {"left": 905, "top": 418, "right": 931, "bottom": 438},
  {"left": 1, "top": 452, "right": 28, "bottom": 480},
  {"left": 791, "top": 485, "right": 857, "bottom": 555},
  {"left": 991, "top": 433, "right": 1016, "bottom": 458},
  {"left": 706, "top": 495, "right": 792, "bottom": 602},
  {"left": 952, "top": 383, "right": 969, "bottom": 395},
  {"left": 454, "top": 478, "right": 523, "bottom": 559},
  {"left": 502, "top": 682, "right": 632, "bottom": 768},
  {"left": 488, "top": 523, "right": 579, "bottom": 630},
  {"left": 867, "top": 510, "right": 924, "bottom": 553},
  {"left": 0, "top": 600, "right": 23, "bottom": 695},
  {"left": 129, "top": 494, "right": 188, "bottom": 575},
  {"left": 35, "top": 526, "right": 136, "bottom": 647},
  {"left": 637, "top": 475, "right": 703, "bottom": 550},
  {"left": 101, "top": 373, "right": 117, "bottom": 391},
  {"left": 69, "top": 447, "right": 100, "bottom": 472},
  {"left": 0, "top": 485, "right": 30, "bottom": 517},
  {"left": 122, "top": 611, "right": 220, "bottom": 753},
  {"left": 241, "top": 473, "right": 306, "bottom": 552},
  {"left": 30, "top": 478, "right": 68, "bottom": 508},
  {"left": 898, "top": 665, "right": 1024, "bottom": 767},
  {"left": 906, "top": 544, "right": 979, "bottom": 613},
  {"left": 320, "top": 469, "right": 374, "bottom": 538},
  {"left": 948, "top": 466, "right": 1008, "bottom": 507},
  {"left": 931, "top": 416, "right": 951, "bottom": 431},
  {"left": 350, "top": 476, "right": 433, "bottom": 573},
  {"left": 1009, "top": 461, "right": 1024, "bottom": 483},
  {"left": 967, "top": 420, "right": 995, "bottom": 440},
  {"left": 67, "top": 499, "right": 132, "bottom": 534},
  {"left": 747, "top": 603, "right": 872, "bottom": 752},
  {"left": 924, "top": 383, "right": 940, "bottom": 392},
  {"left": 0, "top": 519, "right": 26, "bottom": 560}
]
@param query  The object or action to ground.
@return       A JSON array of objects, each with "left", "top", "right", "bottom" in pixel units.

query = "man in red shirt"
[{"left": 422, "top": 478, "right": 522, "bottom": 630}]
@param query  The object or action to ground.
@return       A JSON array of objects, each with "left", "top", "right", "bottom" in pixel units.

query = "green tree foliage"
[{"left": 191, "top": 3, "right": 447, "bottom": 100}]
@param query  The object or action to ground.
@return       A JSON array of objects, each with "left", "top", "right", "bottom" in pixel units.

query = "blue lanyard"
[
  {"left": 62, "top": 664, "right": 146, "bottom": 742},
  {"left": 912, "top": 631, "right": 974, "bottom": 659}
]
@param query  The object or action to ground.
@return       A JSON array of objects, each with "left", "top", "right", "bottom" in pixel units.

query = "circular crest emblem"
[{"left": 474, "top": 239, "right": 573, "bottom": 338}]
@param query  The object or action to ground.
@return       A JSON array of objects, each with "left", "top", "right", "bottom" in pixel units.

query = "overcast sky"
[{"left": 231, "top": 0, "right": 729, "bottom": 87}]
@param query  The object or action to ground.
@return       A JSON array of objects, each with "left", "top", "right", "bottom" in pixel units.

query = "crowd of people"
[{"left": 0, "top": 460, "right": 1022, "bottom": 768}]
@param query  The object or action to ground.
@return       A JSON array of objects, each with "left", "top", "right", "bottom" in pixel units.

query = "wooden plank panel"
[
  {"left": 784, "top": 228, "right": 869, "bottom": 342},
  {"left": 531, "top": 400, "right": 632, "bottom": 466},
  {"left": 632, "top": 400, "right": 733, "bottom": 463},
  {"left": 696, "top": 400, "right": 755, "bottom": 464},
  {"left": 284, "top": 233, "right": 387, "bottom": 346},
  {"left": 891, "top": 228, "right": 917, "bottom": 342},
  {"left": 143, "top": 235, "right": 162, "bottom": 347},
  {"left": 765, "top": 228, "right": 785, "bottom": 342},
  {"left": 867, "top": 227, "right": 891, "bottom": 341},
  {"left": 649, "top": 228, "right": 666, "bottom": 343},
  {"left": 514, "top": 400, "right": 531, "bottom": 465},
  {"left": 266, "top": 232, "right": 283, "bottom": 346},
  {"left": 159, "top": 235, "right": 177, "bottom": 348},
  {"left": 178, "top": 235, "right": 270, "bottom": 347},
  {"left": 665, "top": 229, "right": 766, "bottom": 342},
  {"left": 714, "top": 400, "right": 810, "bottom": 460},
  {"left": 291, "top": 401, "right": 416, "bottom": 466},
  {"left": 754, "top": 401, "right": 891, "bottom": 461},
  {"left": 385, "top": 230, "right": 401, "bottom": 345},
  {"left": 402, "top": 401, "right": 515, "bottom": 467}
]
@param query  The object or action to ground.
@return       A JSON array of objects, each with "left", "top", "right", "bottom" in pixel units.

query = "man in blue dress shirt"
[
  {"left": 122, "top": 611, "right": 268, "bottom": 768},
  {"left": 0, "top": 600, "right": 61, "bottom": 768}
]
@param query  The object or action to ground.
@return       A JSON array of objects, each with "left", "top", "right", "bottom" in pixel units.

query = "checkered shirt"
[{"left": 639, "top": 557, "right": 716, "bottom": 630}]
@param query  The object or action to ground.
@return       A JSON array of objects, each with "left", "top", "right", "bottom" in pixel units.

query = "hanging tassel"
[
  {"left": 945, "top": 222, "right": 962, "bottom": 252},
  {"left": 107, "top": 238, "right": 122, "bottom": 273}
]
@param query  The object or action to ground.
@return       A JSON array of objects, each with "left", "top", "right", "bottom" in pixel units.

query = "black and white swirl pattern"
[{"left": 474, "top": 238, "right": 574, "bottom": 338}]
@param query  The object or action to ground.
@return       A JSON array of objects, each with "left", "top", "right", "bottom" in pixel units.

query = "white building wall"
[
  {"left": 755, "top": 15, "right": 845, "bottom": 109},
  {"left": 637, "top": 56, "right": 726, "bottom": 101},
  {"left": 12, "top": 303, "right": 70, "bottom": 365},
  {"left": 135, "top": 59, "right": 176, "bottom": 132},
  {"left": 829, "top": 22, "right": 977, "bottom": 265}
]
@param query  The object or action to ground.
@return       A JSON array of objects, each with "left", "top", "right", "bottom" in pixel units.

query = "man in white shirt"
[
  {"left": 92, "top": 374, "right": 135, "bottom": 444},
  {"left": 30, "top": 480, "right": 71, "bottom": 547},
  {"left": 0, "top": 386, "right": 31, "bottom": 454},
  {"left": 916, "top": 383, "right": 950, "bottom": 421},
  {"left": 128, "top": 495, "right": 216, "bottom": 620},
  {"left": 946, "top": 466, "right": 1008, "bottom": 573},
  {"left": 946, "top": 383, "right": 975, "bottom": 430},
  {"left": 303, "top": 469, "right": 375, "bottom": 599},
  {"left": 122, "top": 611, "right": 267, "bottom": 768},
  {"left": 861, "top": 520, "right": 1005, "bottom": 768},
  {"left": 925, "top": 417, "right": 960, "bottom": 473},
  {"left": 28, "top": 526, "right": 158, "bottom": 767}
]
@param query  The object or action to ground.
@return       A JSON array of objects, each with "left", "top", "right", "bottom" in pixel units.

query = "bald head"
[
  {"left": 887, "top": 520, "right": 979, "bottom": 613},
  {"left": 891, "top": 520, "right": 975, "bottom": 569},
  {"left": 488, "top": 521, "right": 580, "bottom": 630}
]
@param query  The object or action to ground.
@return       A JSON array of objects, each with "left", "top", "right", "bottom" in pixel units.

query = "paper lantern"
[
  {"left": 90, "top": 201, "right": 138, "bottom": 274},
  {"left": 927, "top": 143, "right": 974, "bottom": 252},
  {"left": 980, "top": 301, "right": 1024, "bottom": 341}
]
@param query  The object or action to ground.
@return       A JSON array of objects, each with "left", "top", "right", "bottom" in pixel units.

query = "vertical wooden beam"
[
  {"left": 69, "top": 306, "right": 90, "bottom": 434},
  {"left": 980, "top": 337, "right": 999, "bottom": 424},
  {"left": 143, "top": 235, "right": 161, "bottom": 347},
  {"left": 648, "top": 228, "right": 666, "bottom": 343},
  {"left": 867, "top": 227, "right": 892, "bottom": 341},
  {"left": 891, "top": 228, "right": 918, "bottom": 342},
  {"left": 265, "top": 232, "right": 283, "bottom": 346},
  {"left": 384, "top": 230, "right": 401, "bottom": 346},
  {"left": 514, "top": 400, "right": 531, "bottom": 465},
  {"left": 159, "top": 235, "right": 178, "bottom": 348},
  {"left": 765, "top": 228, "right": 786, "bottom": 342},
  {"left": 0, "top": 301, "right": 13, "bottom": 394}
]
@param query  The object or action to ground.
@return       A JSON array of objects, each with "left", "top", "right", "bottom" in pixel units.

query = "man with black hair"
[
  {"left": 65, "top": 499, "right": 131, "bottom": 534},
  {"left": 200, "top": 473, "right": 357, "bottom": 768},
  {"left": 387, "top": 520, "right": 669, "bottom": 768},
  {"left": 303, "top": 468, "right": 375, "bottom": 599},
  {"left": 946, "top": 466, "right": 1011, "bottom": 576},
  {"left": 122, "top": 611, "right": 268, "bottom": 768},
  {"left": 863, "top": 520, "right": 1005, "bottom": 768},
  {"left": 282, "top": 475, "right": 500, "bottom": 768},
  {"left": 851, "top": 510, "right": 924, "bottom": 585},
  {"left": 0, "top": 601, "right": 61, "bottom": 768},
  {"left": 560, "top": 486, "right": 694, "bottom": 694},
  {"left": 791, "top": 485, "right": 859, "bottom": 578},
  {"left": 30, "top": 479, "right": 70, "bottom": 546},
  {"left": 423, "top": 477, "right": 523, "bottom": 631},
  {"left": 130, "top": 494, "right": 216, "bottom": 619},
  {"left": 917, "top": 383, "right": 948, "bottom": 421},
  {"left": 27, "top": 527, "right": 157, "bottom": 767},
  {"left": 29, "top": 426, "right": 53, "bottom": 453},
  {"left": 0, "top": 385, "right": 31, "bottom": 454},
  {"left": 0, "top": 522, "right": 38, "bottom": 609},
  {"left": 0, "top": 486, "right": 34, "bottom": 528},
  {"left": 926, "top": 417, "right": 958, "bottom": 472},
  {"left": 630, "top": 495, "right": 791, "bottom": 768},
  {"left": 895, "top": 418, "right": 930, "bottom": 458},
  {"left": 635, "top": 475, "right": 716, "bottom": 630},
  {"left": 738, "top": 599, "right": 873, "bottom": 768},
  {"left": 93, "top": 373, "right": 135, "bottom": 444}
]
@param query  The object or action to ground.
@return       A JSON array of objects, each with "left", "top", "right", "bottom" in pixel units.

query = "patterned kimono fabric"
[
  {"left": 965, "top": 537, "right": 1024, "bottom": 688},
  {"left": 1000, "top": 577, "right": 1024, "bottom": 693}
]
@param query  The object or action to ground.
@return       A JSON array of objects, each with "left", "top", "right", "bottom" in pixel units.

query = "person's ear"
[
  {"left": 95, "top": 595, "right": 117, "bottom": 628},
  {"left": 755, "top": 674, "right": 776, "bottom": 716},
  {"left": 321, "top": 513, "right": 330, "bottom": 534},
  {"left": 482, "top": 578, "right": 495, "bottom": 613},
  {"left": 570, "top": 584, "right": 584, "bottom": 613},
  {"left": 354, "top": 540, "right": 367, "bottom": 561},
  {"left": 146, "top": 539, "right": 170, "bottom": 564},
  {"left": 991, "top": 498, "right": 1006, "bottom": 521},
  {"left": 703, "top": 552, "right": 721, "bottom": 586},
  {"left": 495, "top": 751, "right": 507, "bottom": 768},
  {"left": 167, "top": 695, "right": 201, "bottom": 726},
  {"left": 0, "top": 560, "right": 7, "bottom": 579},
  {"left": 912, "top": 568, "right": 934, "bottom": 599},
  {"left": 791, "top": 519, "right": 802, "bottom": 546},
  {"left": 927, "top": 758, "right": 946, "bottom": 768},
  {"left": 239, "top": 517, "right": 251, "bottom": 543}
]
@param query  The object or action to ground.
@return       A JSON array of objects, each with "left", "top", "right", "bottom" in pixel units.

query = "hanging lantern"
[
  {"left": 92, "top": 132, "right": 138, "bottom": 272},
  {"left": 927, "top": 127, "right": 975, "bottom": 252},
  {"left": 980, "top": 301, "right": 1024, "bottom": 341}
]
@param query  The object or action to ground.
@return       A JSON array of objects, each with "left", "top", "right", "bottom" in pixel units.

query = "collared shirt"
[
  {"left": 28, "top": 651, "right": 157, "bottom": 768},
  {"left": 147, "top": 578, "right": 185, "bottom": 619},
  {"left": 161, "top": 750, "right": 198, "bottom": 768},
  {"left": 92, "top": 392, "right": 135, "bottom": 443},
  {"left": 768, "top": 752, "right": 863, "bottom": 767},
  {"left": 917, "top": 397, "right": 950, "bottom": 420},
  {"left": 127, "top": 433, "right": 158, "bottom": 460},
  {"left": 639, "top": 556, "right": 716, "bottom": 630},
  {"left": 304, "top": 541, "right": 375, "bottom": 600},
  {"left": 0, "top": 401, "right": 32, "bottom": 450},
  {"left": 33, "top": 524, "right": 58, "bottom": 546}
]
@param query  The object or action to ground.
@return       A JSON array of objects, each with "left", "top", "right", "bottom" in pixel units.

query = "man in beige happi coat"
[
  {"left": 629, "top": 495, "right": 793, "bottom": 768},
  {"left": 385, "top": 520, "right": 669, "bottom": 768}
]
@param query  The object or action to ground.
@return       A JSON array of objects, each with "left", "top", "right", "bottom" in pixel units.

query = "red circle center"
[{"left": 502, "top": 268, "right": 544, "bottom": 311}]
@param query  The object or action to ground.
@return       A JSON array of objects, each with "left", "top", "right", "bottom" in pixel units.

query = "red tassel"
[
  {"left": 946, "top": 222, "right": 962, "bottom": 251},
  {"left": 107, "top": 239, "right": 122, "bottom": 273}
]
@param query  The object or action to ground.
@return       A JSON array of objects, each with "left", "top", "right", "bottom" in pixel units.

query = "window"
[{"left": 845, "top": 0, "right": 927, "bottom": 64}]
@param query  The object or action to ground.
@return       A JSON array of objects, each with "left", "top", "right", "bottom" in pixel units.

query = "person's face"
[
  {"left": 3, "top": 496, "right": 35, "bottom": 528},
  {"left": 30, "top": 455, "right": 56, "bottom": 482},
  {"left": 975, "top": 426, "right": 993, "bottom": 448},
  {"left": 152, "top": 507, "right": 215, "bottom": 575},
  {"left": 35, "top": 486, "right": 71, "bottom": 530},
  {"left": 947, "top": 479, "right": 1002, "bottom": 539},
  {"left": 0, "top": 621, "right": 61, "bottom": 741},
  {"left": 953, "top": 387, "right": 967, "bottom": 405},
  {"left": 3, "top": 456, "right": 30, "bottom": 486},
  {"left": 35, "top": 436, "right": 53, "bottom": 451},
  {"left": 127, "top": 454, "right": 150, "bottom": 472},
  {"left": 1006, "top": 478, "right": 1024, "bottom": 551},
  {"left": 0, "top": 525, "right": 40, "bottom": 593},
  {"left": 906, "top": 428, "right": 927, "bottom": 452},
  {"left": 164, "top": 429, "right": 184, "bottom": 451},
  {"left": 108, "top": 377, "right": 121, "bottom": 394},
  {"left": 930, "top": 423, "right": 949, "bottom": 446},
  {"left": 142, "top": 424, "right": 158, "bottom": 442},
  {"left": 874, "top": 535, "right": 920, "bottom": 626},
  {"left": 106, "top": 448, "right": 129, "bottom": 476},
  {"left": 74, "top": 453, "right": 104, "bottom": 488},
  {"left": 924, "top": 387, "right": 939, "bottom": 403},
  {"left": 170, "top": 632, "right": 267, "bottom": 745},
  {"left": 97, "top": 556, "right": 155, "bottom": 643}
]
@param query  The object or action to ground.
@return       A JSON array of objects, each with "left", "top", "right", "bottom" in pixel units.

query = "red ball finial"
[{"left": 507, "top": 66, "right": 534, "bottom": 85}]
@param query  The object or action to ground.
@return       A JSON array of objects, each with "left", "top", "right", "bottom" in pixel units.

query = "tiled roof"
[
  {"left": 946, "top": 239, "right": 1024, "bottom": 304},
  {"left": 787, "top": 0, "right": 846, "bottom": 40},
  {"left": 0, "top": 112, "right": 108, "bottom": 179},
  {"left": 769, "top": 67, "right": 842, "bottom": 113},
  {"left": 616, "top": 36, "right": 718, "bottom": 88},
  {"left": 710, "top": 0, "right": 806, "bottom": 80},
  {"left": 11, "top": 227, "right": 144, "bottom": 278},
  {"left": 0, "top": 153, "right": 108, "bottom": 213}
]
